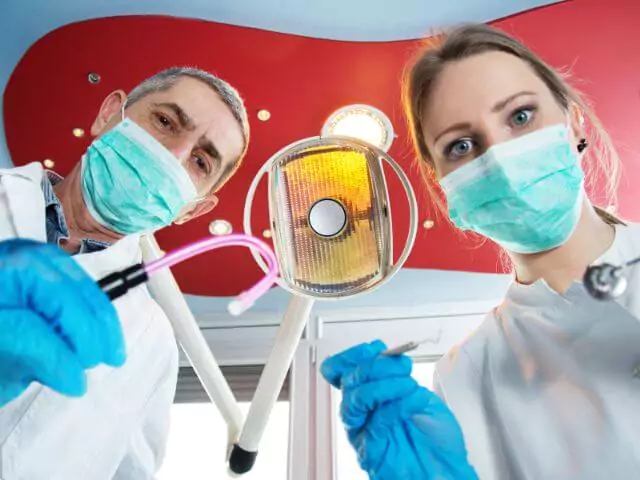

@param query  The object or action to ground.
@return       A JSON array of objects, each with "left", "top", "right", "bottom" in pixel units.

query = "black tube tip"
[
  {"left": 98, "top": 263, "right": 148, "bottom": 301},
  {"left": 228, "top": 444, "right": 258, "bottom": 474}
]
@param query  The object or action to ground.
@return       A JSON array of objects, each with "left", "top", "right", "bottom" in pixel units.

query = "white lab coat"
[
  {"left": 0, "top": 163, "right": 179, "bottom": 480},
  {"left": 435, "top": 222, "right": 640, "bottom": 480}
]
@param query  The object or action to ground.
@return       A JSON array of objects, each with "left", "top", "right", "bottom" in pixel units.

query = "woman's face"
[{"left": 420, "top": 51, "right": 581, "bottom": 178}]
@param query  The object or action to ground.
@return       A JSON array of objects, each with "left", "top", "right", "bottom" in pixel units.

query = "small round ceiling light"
[
  {"left": 72, "top": 128, "right": 85, "bottom": 138},
  {"left": 257, "top": 109, "right": 271, "bottom": 121},
  {"left": 322, "top": 104, "right": 394, "bottom": 152},
  {"left": 422, "top": 219, "right": 435, "bottom": 230},
  {"left": 209, "top": 219, "right": 232, "bottom": 236},
  {"left": 43, "top": 159, "right": 55, "bottom": 169},
  {"left": 262, "top": 229, "right": 273, "bottom": 239},
  {"left": 87, "top": 72, "right": 101, "bottom": 84}
]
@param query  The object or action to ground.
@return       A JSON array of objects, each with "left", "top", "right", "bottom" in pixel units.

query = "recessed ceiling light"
[
  {"left": 209, "top": 219, "right": 232, "bottom": 236},
  {"left": 262, "top": 229, "right": 273, "bottom": 238},
  {"left": 43, "top": 159, "right": 55, "bottom": 168},
  {"left": 422, "top": 219, "right": 435, "bottom": 229},
  {"left": 322, "top": 104, "right": 394, "bottom": 152},
  {"left": 87, "top": 72, "right": 101, "bottom": 84},
  {"left": 257, "top": 109, "right": 271, "bottom": 121},
  {"left": 72, "top": 128, "right": 85, "bottom": 138}
]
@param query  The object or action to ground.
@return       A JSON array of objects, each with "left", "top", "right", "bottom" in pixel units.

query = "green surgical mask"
[
  {"left": 439, "top": 124, "right": 584, "bottom": 254},
  {"left": 81, "top": 116, "right": 198, "bottom": 235}
]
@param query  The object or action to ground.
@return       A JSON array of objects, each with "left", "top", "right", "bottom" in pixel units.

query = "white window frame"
[{"left": 178, "top": 299, "right": 497, "bottom": 479}]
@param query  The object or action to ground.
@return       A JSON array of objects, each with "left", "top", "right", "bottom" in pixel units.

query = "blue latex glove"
[
  {"left": 0, "top": 239, "right": 126, "bottom": 407},
  {"left": 321, "top": 340, "right": 478, "bottom": 480}
]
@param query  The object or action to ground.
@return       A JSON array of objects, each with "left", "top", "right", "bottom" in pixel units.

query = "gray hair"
[{"left": 127, "top": 67, "right": 250, "bottom": 185}]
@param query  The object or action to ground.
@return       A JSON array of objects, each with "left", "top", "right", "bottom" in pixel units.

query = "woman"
[{"left": 321, "top": 24, "right": 640, "bottom": 480}]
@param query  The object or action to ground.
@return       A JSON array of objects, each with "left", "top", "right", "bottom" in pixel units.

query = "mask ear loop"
[{"left": 120, "top": 97, "right": 127, "bottom": 122}]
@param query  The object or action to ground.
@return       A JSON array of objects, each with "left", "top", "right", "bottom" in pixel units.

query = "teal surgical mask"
[
  {"left": 81, "top": 111, "right": 198, "bottom": 235},
  {"left": 439, "top": 124, "right": 584, "bottom": 254}
]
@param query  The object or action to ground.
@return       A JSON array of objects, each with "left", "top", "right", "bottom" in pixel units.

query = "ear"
[
  {"left": 568, "top": 103, "right": 586, "bottom": 142},
  {"left": 174, "top": 195, "right": 219, "bottom": 225},
  {"left": 90, "top": 90, "right": 127, "bottom": 136}
]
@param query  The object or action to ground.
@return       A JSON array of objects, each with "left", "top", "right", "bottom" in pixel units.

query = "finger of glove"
[
  {"left": 38, "top": 245, "right": 126, "bottom": 368},
  {"left": 364, "top": 386, "right": 441, "bottom": 437},
  {"left": 0, "top": 310, "right": 87, "bottom": 397},
  {"left": 341, "top": 377, "right": 418, "bottom": 430},
  {"left": 412, "top": 411, "right": 468, "bottom": 455},
  {"left": 320, "top": 340, "right": 387, "bottom": 389},
  {"left": 341, "top": 354, "right": 412, "bottom": 389},
  {"left": 386, "top": 388, "right": 469, "bottom": 457},
  {"left": 409, "top": 387, "right": 467, "bottom": 437},
  {"left": 1, "top": 241, "right": 126, "bottom": 368}
]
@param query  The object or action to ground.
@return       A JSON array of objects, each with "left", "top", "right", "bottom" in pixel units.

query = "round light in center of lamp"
[{"left": 308, "top": 198, "right": 347, "bottom": 238}]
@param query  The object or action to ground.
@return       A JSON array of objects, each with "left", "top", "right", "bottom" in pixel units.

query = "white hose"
[{"left": 234, "top": 295, "right": 314, "bottom": 452}]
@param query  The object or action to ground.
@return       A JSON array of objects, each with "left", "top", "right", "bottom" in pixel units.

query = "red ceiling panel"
[{"left": 5, "top": 0, "right": 639, "bottom": 295}]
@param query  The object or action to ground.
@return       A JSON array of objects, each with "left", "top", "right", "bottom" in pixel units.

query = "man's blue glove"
[
  {"left": 321, "top": 340, "right": 478, "bottom": 480},
  {"left": 0, "top": 239, "right": 126, "bottom": 407}
]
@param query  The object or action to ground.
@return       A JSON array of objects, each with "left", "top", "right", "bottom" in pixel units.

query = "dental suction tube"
[{"left": 228, "top": 295, "right": 315, "bottom": 474}]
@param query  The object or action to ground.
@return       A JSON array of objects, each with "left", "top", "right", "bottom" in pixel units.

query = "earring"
[{"left": 577, "top": 138, "right": 588, "bottom": 153}]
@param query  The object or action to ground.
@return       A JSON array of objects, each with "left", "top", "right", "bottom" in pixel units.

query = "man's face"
[{"left": 91, "top": 77, "right": 245, "bottom": 221}]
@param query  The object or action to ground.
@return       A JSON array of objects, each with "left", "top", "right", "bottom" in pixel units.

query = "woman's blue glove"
[
  {"left": 0, "top": 239, "right": 126, "bottom": 407},
  {"left": 321, "top": 340, "right": 478, "bottom": 480}
]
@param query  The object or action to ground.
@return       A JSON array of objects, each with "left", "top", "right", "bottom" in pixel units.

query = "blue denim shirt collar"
[{"left": 42, "top": 171, "right": 111, "bottom": 254}]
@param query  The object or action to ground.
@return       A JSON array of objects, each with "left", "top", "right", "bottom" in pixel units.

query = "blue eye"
[
  {"left": 511, "top": 107, "right": 535, "bottom": 128},
  {"left": 445, "top": 138, "right": 475, "bottom": 160}
]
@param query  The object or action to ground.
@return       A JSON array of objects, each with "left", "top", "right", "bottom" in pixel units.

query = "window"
[
  {"left": 333, "top": 361, "right": 437, "bottom": 480},
  {"left": 157, "top": 402, "right": 289, "bottom": 480},
  {"left": 157, "top": 366, "right": 290, "bottom": 479}
]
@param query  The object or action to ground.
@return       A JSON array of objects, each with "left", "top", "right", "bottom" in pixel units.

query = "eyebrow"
[
  {"left": 433, "top": 122, "right": 472, "bottom": 146},
  {"left": 200, "top": 138, "right": 222, "bottom": 162},
  {"left": 433, "top": 90, "right": 537, "bottom": 145},
  {"left": 490, "top": 90, "right": 536, "bottom": 113},
  {"left": 153, "top": 102, "right": 196, "bottom": 131},
  {"left": 154, "top": 101, "right": 223, "bottom": 162}
]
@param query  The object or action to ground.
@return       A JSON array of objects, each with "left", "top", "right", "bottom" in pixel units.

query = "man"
[{"left": 0, "top": 67, "right": 249, "bottom": 479}]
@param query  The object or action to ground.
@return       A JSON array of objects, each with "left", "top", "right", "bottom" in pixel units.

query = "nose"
[
  {"left": 165, "top": 137, "right": 198, "bottom": 165},
  {"left": 171, "top": 145, "right": 191, "bottom": 163},
  {"left": 478, "top": 121, "right": 513, "bottom": 152},
  {"left": 162, "top": 127, "right": 206, "bottom": 165}
]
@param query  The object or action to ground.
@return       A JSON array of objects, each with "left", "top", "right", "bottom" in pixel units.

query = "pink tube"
[{"left": 144, "top": 234, "right": 279, "bottom": 315}]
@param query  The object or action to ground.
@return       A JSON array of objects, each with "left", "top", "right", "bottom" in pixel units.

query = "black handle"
[
  {"left": 228, "top": 444, "right": 258, "bottom": 475},
  {"left": 98, "top": 263, "right": 148, "bottom": 300}
]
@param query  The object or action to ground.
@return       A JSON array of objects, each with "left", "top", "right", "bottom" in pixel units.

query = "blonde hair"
[{"left": 401, "top": 23, "right": 624, "bottom": 226}]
